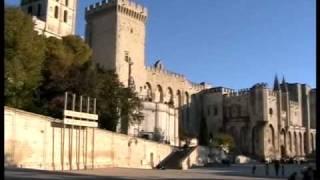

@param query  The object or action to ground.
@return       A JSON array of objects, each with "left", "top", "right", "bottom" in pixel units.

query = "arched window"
[
  {"left": 63, "top": 10, "right": 68, "bottom": 22},
  {"left": 166, "top": 87, "right": 173, "bottom": 105},
  {"left": 185, "top": 92, "right": 189, "bottom": 105},
  {"left": 311, "top": 133, "right": 315, "bottom": 151},
  {"left": 145, "top": 82, "right": 152, "bottom": 101},
  {"left": 37, "top": 4, "right": 42, "bottom": 17},
  {"left": 54, "top": 6, "right": 59, "bottom": 19},
  {"left": 268, "top": 125, "right": 275, "bottom": 147},
  {"left": 304, "top": 132, "right": 308, "bottom": 154},
  {"left": 294, "top": 132, "right": 298, "bottom": 155},
  {"left": 155, "top": 85, "right": 163, "bottom": 103},
  {"left": 176, "top": 90, "right": 181, "bottom": 107},
  {"left": 288, "top": 131, "right": 292, "bottom": 151},
  {"left": 269, "top": 108, "right": 273, "bottom": 115},
  {"left": 28, "top": 6, "right": 33, "bottom": 14},
  {"left": 299, "top": 132, "right": 303, "bottom": 155},
  {"left": 65, "top": 0, "right": 69, "bottom": 6}
]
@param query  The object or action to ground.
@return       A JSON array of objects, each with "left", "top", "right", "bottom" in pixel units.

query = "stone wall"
[
  {"left": 136, "top": 101, "right": 179, "bottom": 146},
  {"left": 4, "top": 106, "right": 173, "bottom": 170}
]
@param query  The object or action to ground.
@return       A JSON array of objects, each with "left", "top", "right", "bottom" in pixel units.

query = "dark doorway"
[
  {"left": 150, "top": 153, "right": 154, "bottom": 168},
  {"left": 251, "top": 127, "right": 256, "bottom": 155}
]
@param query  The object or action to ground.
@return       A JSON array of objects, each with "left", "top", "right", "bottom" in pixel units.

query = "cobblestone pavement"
[{"left": 5, "top": 164, "right": 312, "bottom": 180}]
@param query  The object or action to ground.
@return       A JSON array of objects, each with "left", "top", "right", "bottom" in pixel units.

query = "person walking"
[
  {"left": 252, "top": 164, "right": 256, "bottom": 175},
  {"left": 281, "top": 164, "right": 285, "bottom": 176},
  {"left": 274, "top": 160, "right": 280, "bottom": 176},
  {"left": 265, "top": 162, "right": 269, "bottom": 176}
]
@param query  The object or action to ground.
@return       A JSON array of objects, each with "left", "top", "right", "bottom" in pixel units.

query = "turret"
[
  {"left": 281, "top": 76, "right": 290, "bottom": 128},
  {"left": 281, "top": 76, "right": 288, "bottom": 92},
  {"left": 273, "top": 75, "right": 280, "bottom": 91},
  {"left": 85, "top": 0, "right": 148, "bottom": 90}
]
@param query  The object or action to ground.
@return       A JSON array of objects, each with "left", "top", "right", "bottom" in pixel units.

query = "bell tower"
[{"left": 85, "top": 0, "right": 148, "bottom": 89}]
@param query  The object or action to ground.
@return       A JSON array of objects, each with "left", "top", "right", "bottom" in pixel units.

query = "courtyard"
[{"left": 5, "top": 163, "right": 312, "bottom": 180}]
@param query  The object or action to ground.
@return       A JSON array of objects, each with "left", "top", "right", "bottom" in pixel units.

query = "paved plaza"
[{"left": 5, "top": 163, "right": 313, "bottom": 180}]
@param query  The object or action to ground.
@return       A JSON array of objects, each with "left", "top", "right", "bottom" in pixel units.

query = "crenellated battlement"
[
  {"left": 202, "top": 87, "right": 252, "bottom": 97},
  {"left": 145, "top": 66, "right": 207, "bottom": 91},
  {"left": 250, "top": 82, "right": 268, "bottom": 90},
  {"left": 86, "top": 0, "right": 147, "bottom": 22},
  {"left": 145, "top": 66, "right": 186, "bottom": 79},
  {"left": 202, "top": 87, "right": 235, "bottom": 94},
  {"left": 188, "top": 81, "right": 208, "bottom": 91}
]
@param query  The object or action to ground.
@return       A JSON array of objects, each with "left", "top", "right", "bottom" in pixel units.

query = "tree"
[
  {"left": 119, "top": 87, "right": 144, "bottom": 134},
  {"left": 89, "top": 65, "right": 124, "bottom": 132},
  {"left": 4, "top": 7, "right": 143, "bottom": 133},
  {"left": 62, "top": 35, "right": 92, "bottom": 66},
  {"left": 210, "top": 133, "right": 235, "bottom": 154},
  {"left": 4, "top": 7, "right": 46, "bottom": 109},
  {"left": 35, "top": 36, "right": 92, "bottom": 117}
]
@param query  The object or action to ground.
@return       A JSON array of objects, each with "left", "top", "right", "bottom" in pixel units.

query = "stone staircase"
[{"left": 156, "top": 146, "right": 196, "bottom": 169}]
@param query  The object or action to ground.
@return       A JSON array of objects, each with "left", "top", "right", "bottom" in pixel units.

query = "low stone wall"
[
  {"left": 4, "top": 107, "right": 173, "bottom": 170},
  {"left": 181, "top": 146, "right": 210, "bottom": 170}
]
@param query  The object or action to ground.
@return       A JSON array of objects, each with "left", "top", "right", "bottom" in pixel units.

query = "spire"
[
  {"left": 273, "top": 74, "right": 280, "bottom": 91},
  {"left": 282, "top": 76, "right": 288, "bottom": 92}
]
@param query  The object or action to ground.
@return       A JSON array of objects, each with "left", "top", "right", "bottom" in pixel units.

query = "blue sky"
[{"left": 5, "top": 0, "right": 316, "bottom": 89}]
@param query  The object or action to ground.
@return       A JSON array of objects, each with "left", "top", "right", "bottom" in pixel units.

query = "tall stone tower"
[
  {"left": 21, "top": 0, "right": 78, "bottom": 38},
  {"left": 85, "top": 0, "right": 148, "bottom": 89}
]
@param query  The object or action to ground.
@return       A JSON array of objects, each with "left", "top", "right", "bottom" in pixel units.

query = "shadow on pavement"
[{"left": 5, "top": 167, "right": 135, "bottom": 180}]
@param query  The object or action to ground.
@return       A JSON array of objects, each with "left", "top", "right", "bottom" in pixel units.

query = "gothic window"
[
  {"left": 65, "top": 0, "right": 69, "bottom": 6},
  {"left": 213, "top": 106, "right": 218, "bottom": 116},
  {"left": 176, "top": 90, "right": 181, "bottom": 107},
  {"left": 294, "top": 132, "right": 298, "bottom": 155},
  {"left": 63, "top": 10, "right": 68, "bottom": 22},
  {"left": 288, "top": 131, "right": 292, "bottom": 151},
  {"left": 37, "top": 4, "right": 42, "bottom": 17},
  {"left": 166, "top": 87, "right": 173, "bottom": 105},
  {"left": 185, "top": 92, "right": 189, "bottom": 105},
  {"left": 155, "top": 85, "right": 163, "bottom": 103},
  {"left": 54, "top": 6, "right": 59, "bottom": 19},
  {"left": 28, "top": 6, "right": 32, "bottom": 14},
  {"left": 145, "top": 82, "right": 152, "bottom": 101},
  {"left": 268, "top": 125, "right": 275, "bottom": 147}
]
